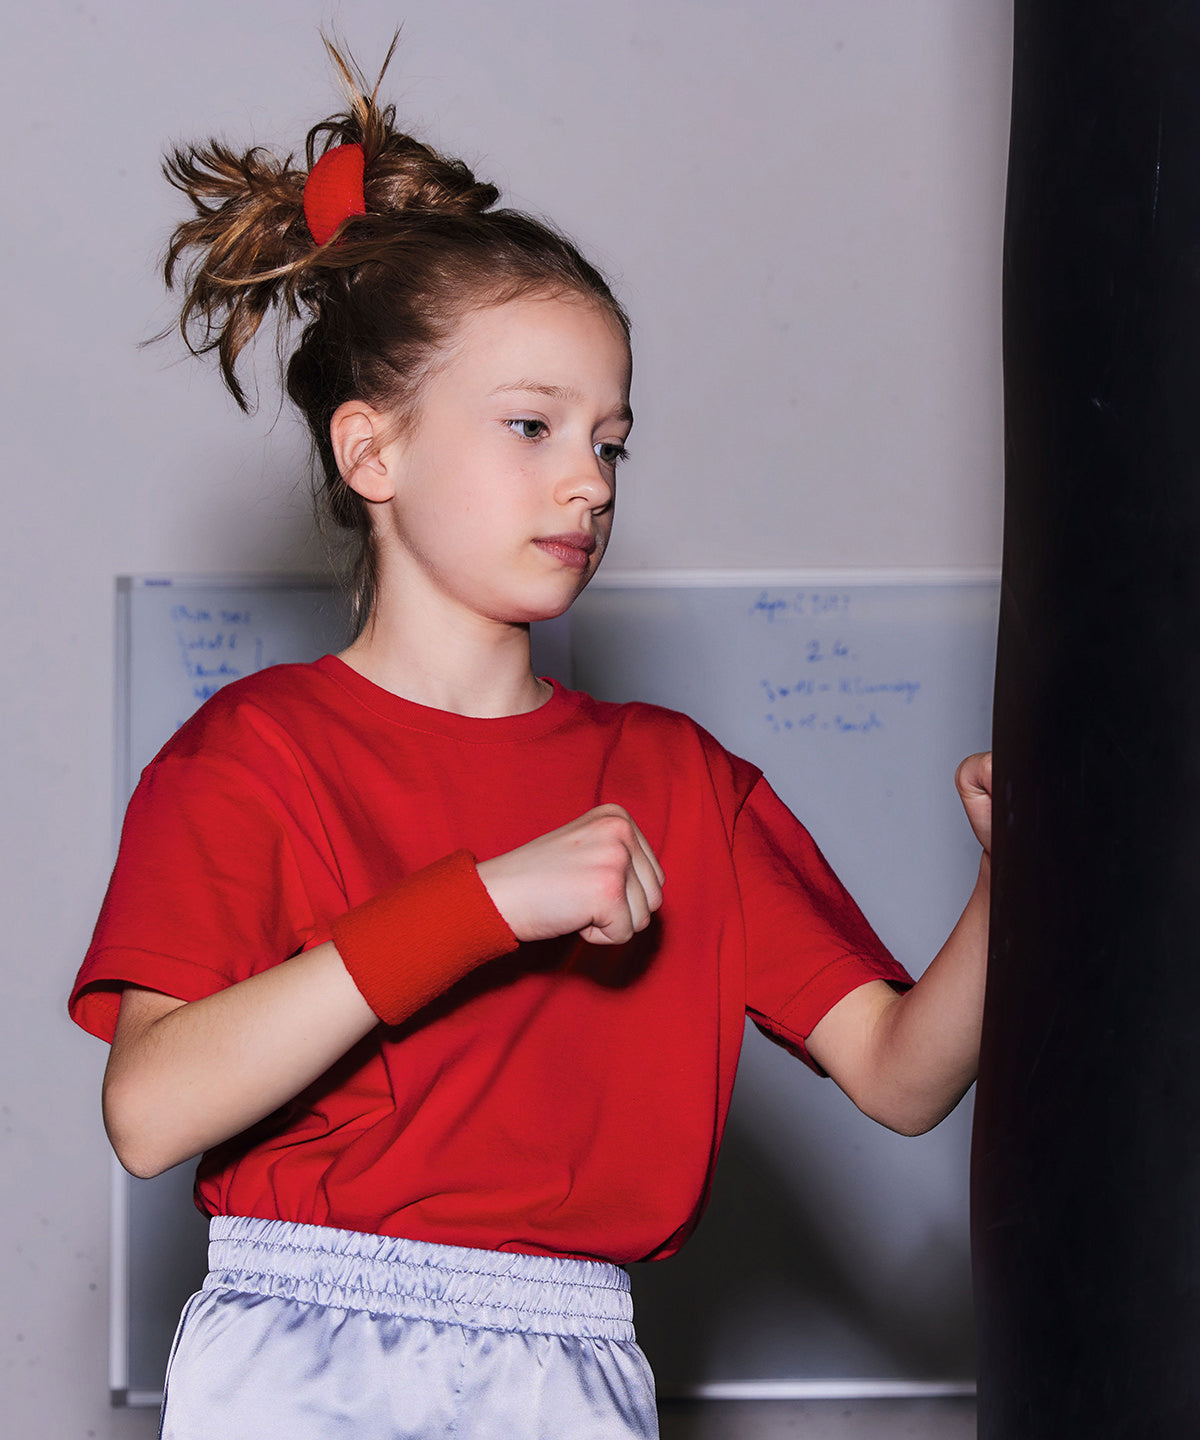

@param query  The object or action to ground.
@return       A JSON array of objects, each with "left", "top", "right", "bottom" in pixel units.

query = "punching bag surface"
[{"left": 975, "top": 4, "right": 1200, "bottom": 1436}]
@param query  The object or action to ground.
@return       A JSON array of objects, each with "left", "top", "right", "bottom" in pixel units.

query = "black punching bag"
[{"left": 973, "top": 4, "right": 1200, "bottom": 1436}]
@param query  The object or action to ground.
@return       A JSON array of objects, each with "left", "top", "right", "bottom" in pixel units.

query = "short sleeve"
[
  {"left": 69, "top": 754, "right": 317, "bottom": 1043},
  {"left": 737, "top": 777, "right": 913, "bottom": 1071}
]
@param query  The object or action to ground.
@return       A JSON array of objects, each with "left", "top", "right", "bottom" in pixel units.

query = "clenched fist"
[{"left": 477, "top": 805, "right": 665, "bottom": 946}]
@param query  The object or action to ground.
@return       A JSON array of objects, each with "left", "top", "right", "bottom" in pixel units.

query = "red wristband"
[{"left": 331, "top": 850, "right": 518, "bottom": 1025}]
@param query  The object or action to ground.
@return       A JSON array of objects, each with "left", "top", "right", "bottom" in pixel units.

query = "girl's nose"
[{"left": 557, "top": 451, "right": 613, "bottom": 512}]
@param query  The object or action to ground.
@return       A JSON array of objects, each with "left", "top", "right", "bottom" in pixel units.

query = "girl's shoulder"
[
  {"left": 570, "top": 689, "right": 764, "bottom": 804},
  {"left": 572, "top": 684, "right": 743, "bottom": 747},
  {"left": 147, "top": 657, "right": 345, "bottom": 774}
]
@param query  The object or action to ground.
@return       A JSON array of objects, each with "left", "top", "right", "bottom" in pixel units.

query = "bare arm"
[
  {"left": 103, "top": 804, "right": 664, "bottom": 1178},
  {"left": 805, "top": 753, "right": 992, "bottom": 1136},
  {"left": 103, "top": 944, "right": 377, "bottom": 1178}
]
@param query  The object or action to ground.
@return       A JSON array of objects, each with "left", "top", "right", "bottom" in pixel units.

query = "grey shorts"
[{"left": 159, "top": 1215, "right": 659, "bottom": 1439}]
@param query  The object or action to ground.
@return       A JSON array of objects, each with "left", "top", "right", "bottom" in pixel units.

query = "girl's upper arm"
[{"left": 804, "top": 978, "right": 900, "bottom": 1101}]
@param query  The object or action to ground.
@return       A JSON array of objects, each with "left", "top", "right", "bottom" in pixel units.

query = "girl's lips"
[{"left": 534, "top": 535, "right": 596, "bottom": 570}]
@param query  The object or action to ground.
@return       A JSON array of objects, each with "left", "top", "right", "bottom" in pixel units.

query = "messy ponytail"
[{"left": 161, "top": 38, "right": 628, "bottom": 629}]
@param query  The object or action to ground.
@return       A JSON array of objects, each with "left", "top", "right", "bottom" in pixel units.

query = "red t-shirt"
[{"left": 70, "top": 657, "right": 910, "bottom": 1263}]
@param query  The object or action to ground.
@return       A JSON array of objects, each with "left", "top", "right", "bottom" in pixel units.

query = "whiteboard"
[{"left": 109, "top": 571, "right": 997, "bottom": 1403}]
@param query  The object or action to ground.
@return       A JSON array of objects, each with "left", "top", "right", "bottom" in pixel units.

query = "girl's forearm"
[
  {"left": 807, "top": 856, "right": 990, "bottom": 1135},
  {"left": 102, "top": 942, "right": 378, "bottom": 1178},
  {"left": 864, "top": 856, "right": 991, "bottom": 1134}
]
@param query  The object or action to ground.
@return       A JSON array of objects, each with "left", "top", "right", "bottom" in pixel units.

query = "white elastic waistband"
[{"left": 204, "top": 1216, "right": 636, "bottom": 1341}]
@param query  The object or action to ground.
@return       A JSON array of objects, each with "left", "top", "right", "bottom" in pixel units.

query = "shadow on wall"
[
  {"left": 656, "top": 1396, "right": 978, "bottom": 1440},
  {"left": 632, "top": 1112, "right": 976, "bottom": 1393}
]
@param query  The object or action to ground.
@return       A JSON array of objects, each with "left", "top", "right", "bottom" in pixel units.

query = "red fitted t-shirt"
[{"left": 70, "top": 657, "right": 910, "bottom": 1262}]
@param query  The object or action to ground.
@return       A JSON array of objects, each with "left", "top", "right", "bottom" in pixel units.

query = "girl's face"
[{"left": 370, "top": 293, "right": 632, "bottom": 629}]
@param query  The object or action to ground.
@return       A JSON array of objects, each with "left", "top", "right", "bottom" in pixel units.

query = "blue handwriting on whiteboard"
[
  {"left": 804, "top": 638, "right": 852, "bottom": 663},
  {"left": 174, "top": 619, "right": 250, "bottom": 709},
  {"left": 838, "top": 677, "right": 920, "bottom": 703},
  {"left": 188, "top": 661, "right": 241, "bottom": 680},
  {"left": 750, "top": 590, "right": 853, "bottom": 622},
  {"left": 763, "top": 711, "right": 819, "bottom": 734},
  {"left": 180, "top": 631, "right": 238, "bottom": 652},
  {"left": 764, "top": 707, "right": 886, "bottom": 737},
  {"left": 833, "top": 711, "right": 883, "bottom": 734},
  {"left": 760, "top": 664, "right": 922, "bottom": 738}
]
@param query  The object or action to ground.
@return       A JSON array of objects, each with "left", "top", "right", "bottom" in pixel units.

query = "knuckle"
[{"left": 595, "top": 817, "right": 634, "bottom": 850}]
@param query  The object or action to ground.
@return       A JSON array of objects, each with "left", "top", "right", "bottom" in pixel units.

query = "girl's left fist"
[{"left": 955, "top": 751, "right": 992, "bottom": 856}]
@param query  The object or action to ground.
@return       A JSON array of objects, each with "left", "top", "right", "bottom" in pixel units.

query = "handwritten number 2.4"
[{"left": 805, "top": 639, "right": 850, "bottom": 663}]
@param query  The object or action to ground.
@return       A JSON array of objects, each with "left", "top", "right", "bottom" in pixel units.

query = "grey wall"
[{"left": 0, "top": 3, "right": 1010, "bottom": 1435}]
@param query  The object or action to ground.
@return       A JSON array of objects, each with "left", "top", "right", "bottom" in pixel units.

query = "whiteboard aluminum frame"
[
  {"left": 589, "top": 567, "right": 1001, "bottom": 587},
  {"left": 663, "top": 1380, "right": 977, "bottom": 1400}
]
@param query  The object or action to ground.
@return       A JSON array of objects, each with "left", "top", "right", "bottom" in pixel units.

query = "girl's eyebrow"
[{"left": 489, "top": 380, "right": 633, "bottom": 425}]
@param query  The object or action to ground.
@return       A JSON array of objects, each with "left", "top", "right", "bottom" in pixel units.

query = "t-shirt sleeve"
[
  {"left": 69, "top": 753, "right": 317, "bottom": 1044},
  {"left": 736, "top": 776, "right": 913, "bottom": 1073}
]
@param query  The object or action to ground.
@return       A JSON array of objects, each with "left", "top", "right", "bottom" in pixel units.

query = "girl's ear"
[{"left": 330, "top": 401, "right": 401, "bottom": 503}]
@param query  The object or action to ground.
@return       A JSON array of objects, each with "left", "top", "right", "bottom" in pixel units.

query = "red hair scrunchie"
[{"left": 303, "top": 143, "right": 367, "bottom": 246}]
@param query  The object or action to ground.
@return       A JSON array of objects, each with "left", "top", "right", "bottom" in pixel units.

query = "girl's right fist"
[{"left": 477, "top": 805, "right": 665, "bottom": 946}]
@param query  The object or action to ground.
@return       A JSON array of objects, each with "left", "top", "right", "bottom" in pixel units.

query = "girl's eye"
[
  {"left": 506, "top": 418, "right": 547, "bottom": 440},
  {"left": 594, "top": 441, "right": 629, "bottom": 468}
]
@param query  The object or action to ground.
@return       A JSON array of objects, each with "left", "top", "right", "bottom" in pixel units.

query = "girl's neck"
[{"left": 337, "top": 598, "right": 550, "bottom": 719}]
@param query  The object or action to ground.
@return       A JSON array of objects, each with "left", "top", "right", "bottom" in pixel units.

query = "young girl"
[{"left": 70, "top": 46, "right": 992, "bottom": 1440}]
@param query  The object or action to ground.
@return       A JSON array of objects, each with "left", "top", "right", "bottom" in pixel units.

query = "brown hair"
[{"left": 162, "top": 39, "right": 629, "bottom": 628}]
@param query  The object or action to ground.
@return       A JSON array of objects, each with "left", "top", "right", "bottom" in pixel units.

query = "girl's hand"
[
  {"left": 477, "top": 805, "right": 665, "bottom": 946},
  {"left": 956, "top": 751, "right": 992, "bottom": 855}
]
